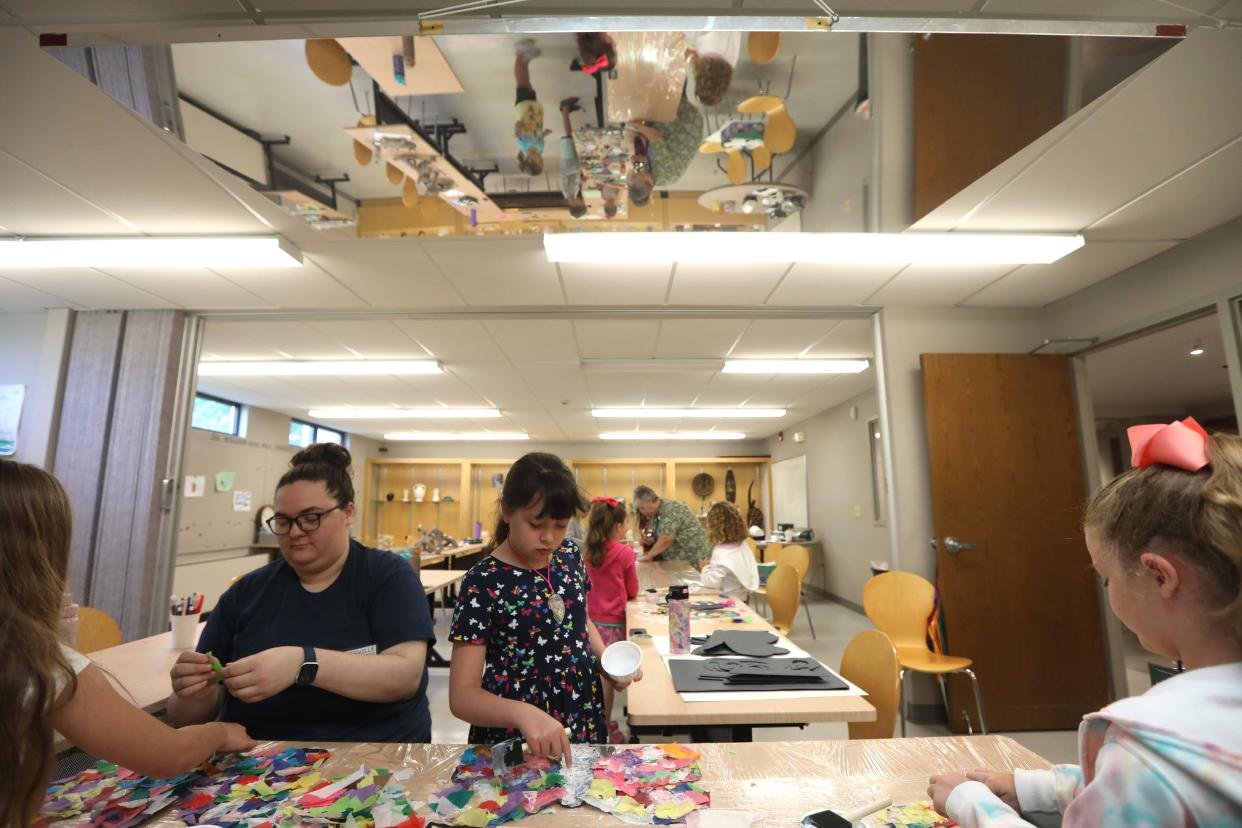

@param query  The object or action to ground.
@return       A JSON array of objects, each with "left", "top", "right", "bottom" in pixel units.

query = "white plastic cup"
[
  {"left": 645, "top": 588, "right": 659, "bottom": 605},
  {"left": 170, "top": 613, "right": 200, "bottom": 650},
  {"left": 601, "top": 640, "right": 643, "bottom": 684}
]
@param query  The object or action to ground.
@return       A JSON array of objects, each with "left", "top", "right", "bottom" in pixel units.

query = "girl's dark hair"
[
  {"left": 575, "top": 33, "right": 617, "bottom": 70},
  {"left": 1084, "top": 431, "right": 1242, "bottom": 639},
  {"left": 585, "top": 499, "right": 628, "bottom": 567},
  {"left": 277, "top": 443, "right": 355, "bottom": 506},
  {"left": 491, "top": 453, "right": 588, "bottom": 550}
]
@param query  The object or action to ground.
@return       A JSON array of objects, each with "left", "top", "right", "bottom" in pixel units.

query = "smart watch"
[{"left": 295, "top": 645, "right": 318, "bottom": 686}]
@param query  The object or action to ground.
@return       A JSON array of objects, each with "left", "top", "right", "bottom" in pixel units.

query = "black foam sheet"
[{"left": 669, "top": 657, "right": 850, "bottom": 693}]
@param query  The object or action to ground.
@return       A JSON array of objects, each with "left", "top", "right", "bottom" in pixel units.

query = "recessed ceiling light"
[
  {"left": 198, "top": 360, "right": 442, "bottom": 377},
  {"left": 1189, "top": 340, "right": 1205, "bottom": 356},
  {"left": 544, "top": 232, "right": 1083, "bottom": 264},
  {"left": 384, "top": 431, "right": 529, "bottom": 441},
  {"left": 0, "top": 236, "right": 302, "bottom": 268},
  {"left": 592, "top": 408, "right": 785, "bottom": 419},
  {"left": 722, "top": 359, "right": 869, "bottom": 374},
  {"left": 598, "top": 432, "right": 747, "bottom": 441},
  {"left": 309, "top": 407, "right": 501, "bottom": 419}
]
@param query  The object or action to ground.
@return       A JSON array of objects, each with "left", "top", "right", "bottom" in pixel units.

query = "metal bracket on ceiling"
[
  {"left": 809, "top": 0, "right": 839, "bottom": 28},
  {"left": 1028, "top": 338, "right": 1099, "bottom": 356}
]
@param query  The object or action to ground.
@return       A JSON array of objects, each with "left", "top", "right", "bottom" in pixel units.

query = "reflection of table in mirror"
[
  {"left": 698, "top": 183, "right": 808, "bottom": 217},
  {"left": 605, "top": 31, "right": 688, "bottom": 124},
  {"left": 337, "top": 36, "right": 463, "bottom": 98}
]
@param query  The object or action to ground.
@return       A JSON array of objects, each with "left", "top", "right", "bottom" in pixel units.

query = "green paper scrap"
[
  {"left": 214, "top": 471, "right": 235, "bottom": 492},
  {"left": 446, "top": 788, "right": 475, "bottom": 809},
  {"left": 206, "top": 651, "right": 224, "bottom": 683}
]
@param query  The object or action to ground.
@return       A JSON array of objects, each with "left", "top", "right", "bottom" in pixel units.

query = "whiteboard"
[{"left": 771, "top": 455, "right": 809, "bottom": 529}]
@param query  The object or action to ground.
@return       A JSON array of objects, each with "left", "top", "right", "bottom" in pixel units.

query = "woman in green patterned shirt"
[{"left": 632, "top": 485, "right": 709, "bottom": 567}]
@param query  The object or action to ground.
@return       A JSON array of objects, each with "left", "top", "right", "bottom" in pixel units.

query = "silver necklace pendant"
[{"left": 548, "top": 593, "right": 566, "bottom": 624}]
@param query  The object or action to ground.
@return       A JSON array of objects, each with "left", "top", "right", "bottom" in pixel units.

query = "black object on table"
[
  {"left": 691, "top": 630, "right": 789, "bottom": 658},
  {"left": 669, "top": 657, "right": 848, "bottom": 693}
]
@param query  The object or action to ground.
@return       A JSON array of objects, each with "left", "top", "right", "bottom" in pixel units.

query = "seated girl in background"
[
  {"left": 699, "top": 501, "right": 760, "bottom": 600},
  {"left": 0, "top": 460, "right": 254, "bottom": 828},
  {"left": 583, "top": 496, "right": 639, "bottom": 742},
  {"left": 448, "top": 453, "right": 639, "bottom": 761},
  {"left": 928, "top": 418, "right": 1242, "bottom": 826}
]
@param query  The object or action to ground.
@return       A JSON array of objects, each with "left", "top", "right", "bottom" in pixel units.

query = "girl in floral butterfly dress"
[{"left": 449, "top": 453, "right": 641, "bottom": 759}]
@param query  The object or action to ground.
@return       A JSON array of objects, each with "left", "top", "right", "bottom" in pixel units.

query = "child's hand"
[
  {"left": 927, "top": 772, "right": 970, "bottom": 815},
  {"left": 966, "top": 770, "right": 1019, "bottom": 810},
  {"left": 216, "top": 722, "right": 259, "bottom": 754},
  {"left": 170, "top": 651, "right": 217, "bottom": 699},
  {"left": 221, "top": 646, "right": 302, "bottom": 702},
  {"left": 605, "top": 667, "right": 643, "bottom": 692},
  {"left": 517, "top": 706, "right": 573, "bottom": 767}
]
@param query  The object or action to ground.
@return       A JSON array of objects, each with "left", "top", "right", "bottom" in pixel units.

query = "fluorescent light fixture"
[
  {"left": 723, "top": 359, "right": 869, "bottom": 374},
  {"left": 599, "top": 431, "right": 747, "bottom": 441},
  {"left": 1189, "top": 340, "right": 1205, "bottom": 357},
  {"left": 0, "top": 236, "right": 302, "bottom": 268},
  {"left": 198, "top": 360, "right": 442, "bottom": 377},
  {"left": 384, "top": 431, "right": 530, "bottom": 441},
  {"left": 309, "top": 407, "right": 501, "bottom": 419},
  {"left": 544, "top": 232, "right": 1083, "bottom": 264},
  {"left": 592, "top": 408, "right": 785, "bottom": 419}
]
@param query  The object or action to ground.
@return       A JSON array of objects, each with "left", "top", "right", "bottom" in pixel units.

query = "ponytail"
[{"left": 585, "top": 499, "right": 627, "bottom": 567}]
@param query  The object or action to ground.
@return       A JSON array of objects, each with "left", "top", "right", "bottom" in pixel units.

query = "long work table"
[
  {"left": 627, "top": 561, "right": 875, "bottom": 740},
  {"left": 135, "top": 736, "right": 1050, "bottom": 828}
]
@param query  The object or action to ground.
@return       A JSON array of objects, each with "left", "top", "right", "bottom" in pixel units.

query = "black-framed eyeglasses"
[{"left": 267, "top": 506, "right": 341, "bottom": 535}]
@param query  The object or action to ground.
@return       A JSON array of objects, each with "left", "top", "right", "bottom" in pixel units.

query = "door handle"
[{"left": 943, "top": 536, "right": 976, "bottom": 555}]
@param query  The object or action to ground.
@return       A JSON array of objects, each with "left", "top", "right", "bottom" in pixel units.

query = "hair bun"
[{"left": 290, "top": 442, "right": 353, "bottom": 474}]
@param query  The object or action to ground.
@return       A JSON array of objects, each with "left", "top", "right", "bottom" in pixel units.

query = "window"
[
  {"left": 289, "top": 419, "right": 346, "bottom": 448},
  {"left": 192, "top": 393, "right": 241, "bottom": 436}
]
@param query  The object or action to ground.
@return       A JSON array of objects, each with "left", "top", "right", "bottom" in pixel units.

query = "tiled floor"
[{"left": 425, "top": 595, "right": 1084, "bottom": 765}]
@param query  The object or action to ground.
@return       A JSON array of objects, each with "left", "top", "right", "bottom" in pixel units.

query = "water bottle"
[{"left": 667, "top": 584, "right": 690, "bottom": 655}]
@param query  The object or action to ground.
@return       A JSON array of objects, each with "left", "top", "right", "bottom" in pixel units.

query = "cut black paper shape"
[
  {"left": 670, "top": 657, "right": 849, "bottom": 692},
  {"left": 690, "top": 630, "right": 789, "bottom": 658}
]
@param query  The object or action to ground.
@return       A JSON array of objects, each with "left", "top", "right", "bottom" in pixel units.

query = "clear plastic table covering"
[
  {"left": 605, "top": 31, "right": 690, "bottom": 124},
  {"left": 138, "top": 736, "right": 1050, "bottom": 828},
  {"left": 637, "top": 560, "right": 702, "bottom": 592}
]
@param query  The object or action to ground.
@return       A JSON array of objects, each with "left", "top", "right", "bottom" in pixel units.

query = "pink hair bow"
[
  {"left": 1128, "top": 417, "right": 1209, "bottom": 472},
  {"left": 592, "top": 496, "right": 620, "bottom": 508}
]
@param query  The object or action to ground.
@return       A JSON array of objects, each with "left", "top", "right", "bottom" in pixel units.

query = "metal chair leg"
[
  {"left": 962, "top": 668, "right": 988, "bottom": 734},
  {"left": 936, "top": 673, "right": 949, "bottom": 717},
  {"left": 800, "top": 590, "right": 817, "bottom": 639},
  {"left": 898, "top": 667, "right": 907, "bottom": 737}
]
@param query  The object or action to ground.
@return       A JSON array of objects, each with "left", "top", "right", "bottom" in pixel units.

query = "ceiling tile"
[
  {"left": 963, "top": 241, "right": 1177, "bottom": 307},
  {"left": 0, "top": 274, "right": 76, "bottom": 311},
  {"left": 215, "top": 261, "right": 370, "bottom": 309},
  {"left": 864, "top": 263, "right": 1019, "bottom": 306},
  {"left": 802, "top": 318, "right": 875, "bottom": 357},
  {"left": 559, "top": 262, "right": 671, "bottom": 305},
  {"left": 97, "top": 267, "right": 271, "bottom": 309},
  {"left": 448, "top": 362, "right": 531, "bottom": 393},
  {"left": 203, "top": 320, "right": 356, "bottom": 360},
  {"left": 730, "top": 319, "right": 846, "bottom": 357},
  {"left": 513, "top": 362, "right": 589, "bottom": 391},
  {"left": 652, "top": 319, "right": 748, "bottom": 358},
  {"left": 765, "top": 262, "right": 901, "bottom": 305},
  {"left": 422, "top": 238, "right": 563, "bottom": 306},
  {"left": 0, "top": 151, "right": 135, "bottom": 235},
  {"left": 667, "top": 262, "right": 789, "bottom": 306},
  {"left": 392, "top": 319, "right": 503, "bottom": 360},
  {"left": 302, "top": 320, "right": 431, "bottom": 358},
  {"left": 484, "top": 319, "right": 578, "bottom": 362},
  {"left": 2, "top": 268, "right": 174, "bottom": 309},
  {"left": 573, "top": 319, "right": 660, "bottom": 358},
  {"left": 303, "top": 241, "right": 466, "bottom": 308}
]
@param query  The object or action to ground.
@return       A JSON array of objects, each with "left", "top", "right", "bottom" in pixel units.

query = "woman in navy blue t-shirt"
[{"left": 166, "top": 443, "right": 435, "bottom": 742}]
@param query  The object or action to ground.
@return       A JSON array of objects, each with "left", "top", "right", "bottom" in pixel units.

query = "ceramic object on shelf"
[
  {"left": 386, "top": 492, "right": 395, "bottom": 502},
  {"left": 414, "top": 483, "right": 426, "bottom": 502},
  {"left": 402, "top": 488, "right": 410, "bottom": 502},
  {"left": 432, "top": 486, "right": 440, "bottom": 503}
]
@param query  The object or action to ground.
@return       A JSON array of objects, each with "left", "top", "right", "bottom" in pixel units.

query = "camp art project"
[
  {"left": 430, "top": 743, "right": 709, "bottom": 826},
  {"left": 641, "top": 598, "right": 752, "bottom": 623},
  {"left": 37, "top": 761, "right": 200, "bottom": 828},
  {"left": 863, "top": 802, "right": 957, "bottom": 827}
]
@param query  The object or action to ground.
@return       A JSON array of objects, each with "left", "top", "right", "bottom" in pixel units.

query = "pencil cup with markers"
[{"left": 170, "top": 593, "right": 203, "bottom": 650}]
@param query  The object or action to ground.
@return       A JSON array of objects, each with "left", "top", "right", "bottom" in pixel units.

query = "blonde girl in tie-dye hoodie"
[{"left": 929, "top": 419, "right": 1242, "bottom": 827}]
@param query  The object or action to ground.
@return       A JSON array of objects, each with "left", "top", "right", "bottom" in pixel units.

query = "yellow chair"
[
  {"left": 744, "top": 536, "right": 761, "bottom": 562},
  {"left": 76, "top": 607, "right": 122, "bottom": 654},
  {"left": 304, "top": 39, "right": 352, "bottom": 86},
  {"left": 762, "top": 541, "right": 782, "bottom": 562},
  {"left": 747, "top": 32, "right": 782, "bottom": 65},
  {"left": 386, "top": 162, "right": 404, "bottom": 186},
  {"left": 862, "top": 572, "right": 988, "bottom": 735},
  {"left": 751, "top": 144, "right": 772, "bottom": 175},
  {"left": 839, "top": 629, "right": 901, "bottom": 740},
  {"left": 698, "top": 140, "right": 748, "bottom": 185},
  {"left": 401, "top": 177, "right": 420, "bottom": 208},
  {"left": 765, "top": 564, "right": 800, "bottom": 635},
  {"left": 737, "top": 95, "right": 796, "bottom": 155},
  {"left": 776, "top": 544, "right": 816, "bottom": 639}
]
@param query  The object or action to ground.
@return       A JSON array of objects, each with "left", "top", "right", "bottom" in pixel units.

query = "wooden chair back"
[
  {"left": 840, "top": 629, "right": 901, "bottom": 739},
  {"left": 76, "top": 606, "right": 122, "bottom": 654},
  {"left": 777, "top": 544, "right": 810, "bottom": 581},
  {"left": 765, "top": 564, "right": 801, "bottom": 635},
  {"left": 862, "top": 571, "right": 937, "bottom": 651}
]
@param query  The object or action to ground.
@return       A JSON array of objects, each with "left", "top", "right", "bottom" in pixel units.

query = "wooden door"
[{"left": 922, "top": 354, "right": 1109, "bottom": 731}]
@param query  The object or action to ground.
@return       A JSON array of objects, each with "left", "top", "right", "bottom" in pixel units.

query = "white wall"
[
  {"left": 876, "top": 306, "right": 1048, "bottom": 579},
  {"left": 0, "top": 309, "right": 71, "bottom": 467},
  {"left": 795, "top": 103, "right": 872, "bottom": 233},
  {"left": 766, "top": 387, "right": 889, "bottom": 606}
]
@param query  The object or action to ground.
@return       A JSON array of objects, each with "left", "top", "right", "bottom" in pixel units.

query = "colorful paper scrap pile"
[
  {"left": 432, "top": 743, "right": 709, "bottom": 827},
  {"left": 37, "top": 760, "right": 200, "bottom": 828},
  {"left": 866, "top": 802, "right": 956, "bottom": 827},
  {"left": 291, "top": 765, "right": 425, "bottom": 828},
  {"left": 585, "top": 743, "right": 709, "bottom": 824},
  {"left": 177, "top": 746, "right": 331, "bottom": 826},
  {"left": 428, "top": 746, "right": 569, "bottom": 826}
]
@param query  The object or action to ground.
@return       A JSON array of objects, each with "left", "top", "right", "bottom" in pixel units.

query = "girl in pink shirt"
[{"left": 584, "top": 496, "right": 639, "bottom": 741}]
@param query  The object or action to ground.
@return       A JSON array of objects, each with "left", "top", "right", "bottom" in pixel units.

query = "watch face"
[{"left": 297, "top": 661, "right": 319, "bottom": 685}]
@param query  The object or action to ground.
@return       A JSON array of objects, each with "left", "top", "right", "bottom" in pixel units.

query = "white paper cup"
[
  {"left": 645, "top": 589, "right": 660, "bottom": 604},
  {"left": 601, "top": 640, "right": 643, "bottom": 683},
  {"left": 170, "top": 613, "right": 200, "bottom": 650}
]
